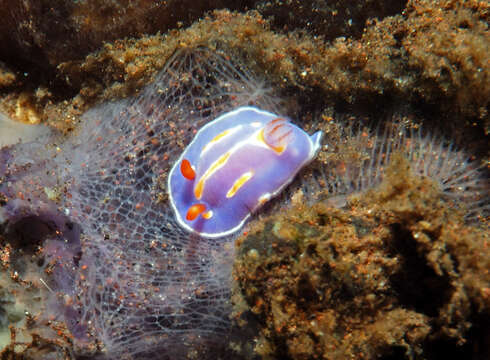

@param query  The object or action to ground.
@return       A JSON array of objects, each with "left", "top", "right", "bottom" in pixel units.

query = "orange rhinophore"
[
  {"left": 261, "top": 117, "right": 295, "bottom": 154},
  {"left": 186, "top": 203, "right": 207, "bottom": 221},
  {"left": 180, "top": 159, "right": 195, "bottom": 180}
]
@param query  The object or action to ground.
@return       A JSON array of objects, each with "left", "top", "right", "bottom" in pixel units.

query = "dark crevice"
[
  {"left": 0, "top": 1, "right": 257, "bottom": 99},
  {"left": 256, "top": 0, "right": 408, "bottom": 40},
  {"left": 1, "top": 213, "right": 82, "bottom": 274},
  {"left": 388, "top": 223, "right": 453, "bottom": 317},
  {"left": 377, "top": 345, "right": 409, "bottom": 360},
  {"left": 424, "top": 313, "right": 490, "bottom": 360},
  {"left": 4, "top": 215, "right": 57, "bottom": 248}
]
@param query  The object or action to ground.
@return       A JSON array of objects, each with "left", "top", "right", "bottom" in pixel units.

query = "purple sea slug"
[
  {"left": 168, "top": 106, "right": 322, "bottom": 238},
  {"left": 0, "top": 47, "right": 283, "bottom": 359},
  {"left": 0, "top": 46, "right": 488, "bottom": 360}
]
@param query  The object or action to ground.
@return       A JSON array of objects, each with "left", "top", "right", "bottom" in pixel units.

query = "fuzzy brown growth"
[{"left": 232, "top": 156, "right": 489, "bottom": 359}]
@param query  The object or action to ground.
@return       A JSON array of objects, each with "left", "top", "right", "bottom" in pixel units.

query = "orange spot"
[
  {"left": 186, "top": 203, "right": 207, "bottom": 221},
  {"left": 180, "top": 159, "right": 195, "bottom": 180}
]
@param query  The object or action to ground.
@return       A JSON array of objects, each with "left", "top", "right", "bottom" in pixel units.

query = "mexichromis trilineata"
[
  {"left": 0, "top": 47, "right": 325, "bottom": 359},
  {"left": 168, "top": 106, "right": 322, "bottom": 238},
  {"left": 0, "top": 47, "right": 487, "bottom": 360}
]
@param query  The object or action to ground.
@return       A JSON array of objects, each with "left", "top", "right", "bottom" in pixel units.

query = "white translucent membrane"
[{"left": 0, "top": 112, "right": 51, "bottom": 147}]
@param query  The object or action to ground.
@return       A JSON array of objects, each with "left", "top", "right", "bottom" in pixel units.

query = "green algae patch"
[{"left": 232, "top": 156, "right": 489, "bottom": 359}]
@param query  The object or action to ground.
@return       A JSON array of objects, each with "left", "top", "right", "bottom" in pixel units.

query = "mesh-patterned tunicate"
[{"left": 0, "top": 47, "right": 280, "bottom": 359}]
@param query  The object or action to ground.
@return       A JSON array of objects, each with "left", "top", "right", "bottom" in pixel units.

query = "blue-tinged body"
[{"left": 168, "top": 106, "right": 322, "bottom": 238}]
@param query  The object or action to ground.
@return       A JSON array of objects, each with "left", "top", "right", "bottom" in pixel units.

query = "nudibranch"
[{"left": 168, "top": 106, "right": 322, "bottom": 238}]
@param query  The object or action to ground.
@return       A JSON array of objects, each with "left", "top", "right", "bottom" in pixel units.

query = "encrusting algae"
[
  {"left": 232, "top": 155, "right": 489, "bottom": 360},
  {"left": 0, "top": 1, "right": 488, "bottom": 139}
]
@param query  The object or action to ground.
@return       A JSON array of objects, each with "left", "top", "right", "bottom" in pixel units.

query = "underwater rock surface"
[
  {"left": 1, "top": 2, "right": 489, "bottom": 137},
  {"left": 233, "top": 156, "right": 489, "bottom": 360},
  {"left": 0, "top": 1, "right": 489, "bottom": 360},
  {"left": 0, "top": 0, "right": 256, "bottom": 70}
]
